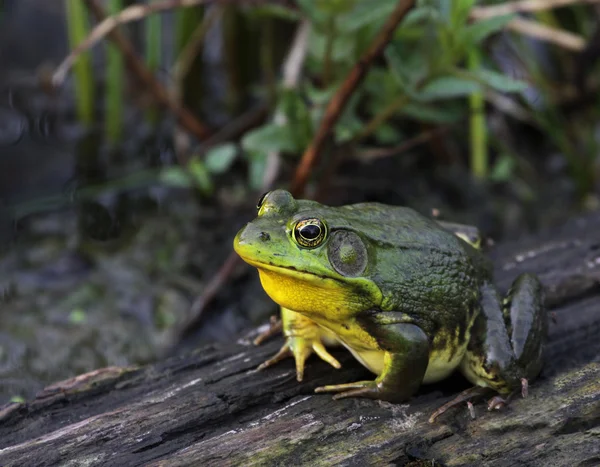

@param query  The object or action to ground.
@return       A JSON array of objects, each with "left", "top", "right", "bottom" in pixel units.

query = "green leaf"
[
  {"left": 419, "top": 76, "right": 481, "bottom": 100},
  {"left": 315, "top": 0, "right": 357, "bottom": 16},
  {"left": 373, "top": 123, "right": 403, "bottom": 144},
  {"left": 241, "top": 123, "right": 298, "bottom": 154},
  {"left": 159, "top": 167, "right": 193, "bottom": 188},
  {"left": 464, "top": 14, "right": 514, "bottom": 44},
  {"left": 247, "top": 151, "right": 267, "bottom": 190},
  {"left": 385, "top": 44, "right": 407, "bottom": 88},
  {"left": 205, "top": 143, "right": 238, "bottom": 174},
  {"left": 385, "top": 39, "right": 430, "bottom": 89},
  {"left": 450, "top": 0, "right": 476, "bottom": 29},
  {"left": 401, "top": 102, "right": 463, "bottom": 123},
  {"left": 69, "top": 309, "right": 87, "bottom": 324},
  {"left": 400, "top": 6, "right": 437, "bottom": 28},
  {"left": 188, "top": 157, "right": 213, "bottom": 194},
  {"left": 335, "top": 114, "right": 363, "bottom": 143},
  {"left": 471, "top": 69, "right": 528, "bottom": 93},
  {"left": 337, "top": 0, "right": 396, "bottom": 33},
  {"left": 304, "top": 83, "right": 337, "bottom": 105},
  {"left": 490, "top": 154, "right": 516, "bottom": 182},
  {"left": 255, "top": 4, "right": 302, "bottom": 21},
  {"left": 10, "top": 395, "right": 25, "bottom": 404}
]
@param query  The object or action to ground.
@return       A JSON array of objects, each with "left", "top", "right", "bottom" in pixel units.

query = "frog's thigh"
[{"left": 459, "top": 276, "right": 546, "bottom": 393}]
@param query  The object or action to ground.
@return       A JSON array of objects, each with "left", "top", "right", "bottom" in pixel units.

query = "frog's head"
[{"left": 233, "top": 190, "right": 382, "bottom": 317}]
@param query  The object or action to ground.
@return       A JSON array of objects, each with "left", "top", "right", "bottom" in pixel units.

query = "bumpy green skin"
[{"left": 234, "top": 190, "right": 547, "bottom": 403}]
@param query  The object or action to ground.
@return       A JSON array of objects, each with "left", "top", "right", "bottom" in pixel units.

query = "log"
[{"left": 1, "top": 212, "right": 600, "bottom": 467}]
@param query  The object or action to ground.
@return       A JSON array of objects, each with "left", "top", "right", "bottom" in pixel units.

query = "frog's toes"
[
  {"left": 253, "top": 316, "right": 283, "bottom": 346},
  {"left": 487, "top": 395, "right": 508, "bottom": 411},
  {"left": 257, "top": 344, "right": 292, "bottom": 371},
  {"left": 311, "top": 341, "right": 341, "bottom": 370},
  {"left": 428, "top": 386, "right": 491, "bottom": 423},
  {"left": 467, "top": 401, "right": 476, "bottom": 420},
  {"left": 487, "top": 381, "right": 527, "bottom": 411},
  {"left": 521, "top": 378, "right": 529, "bottom": 398},
  {"left": 315, "top": 380, "right": 380, "bottom": 400}
]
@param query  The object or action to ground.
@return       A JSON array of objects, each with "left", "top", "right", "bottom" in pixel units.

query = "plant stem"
[
  {"left": 66, "top": 0, "right": 94, "bottom": 125},
  {"left": 145, "top": 0, "right": 162, "bottom": 124},
  {"left": 468, "top": 47, "right": 487, "bottom": 179},
  {"left": 106, "top": 0, "right": 123, "bottom": 142}
]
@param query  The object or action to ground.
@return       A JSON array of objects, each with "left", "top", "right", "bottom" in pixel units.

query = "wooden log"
[{"left": 1, "top": 212, "right": 599, "bottom": 466}]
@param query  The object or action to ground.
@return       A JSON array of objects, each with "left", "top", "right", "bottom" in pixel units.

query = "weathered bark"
[{"left": 1, "top": 212, "right": 599, "bottom": 467}]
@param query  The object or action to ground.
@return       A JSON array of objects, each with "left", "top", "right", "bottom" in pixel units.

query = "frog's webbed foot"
[
  {"left": 428, "top": 386, "right": 492, "bottom": 423},
  {"left": 258, "top": 335, "right": 341, "bottom": 381}
]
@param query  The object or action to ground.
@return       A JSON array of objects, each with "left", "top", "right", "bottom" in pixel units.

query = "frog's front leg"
[
  {"left": 257, "top": 307, "right": 341, "bottom": 381},
  {"left": 432, "top": 274, "right": 546, "bottom": 422},
  {"left": 316, "top": 313, "right": 429, "bottom": 402}
]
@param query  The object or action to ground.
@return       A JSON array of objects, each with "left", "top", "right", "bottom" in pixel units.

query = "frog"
[{"left": 233, "top": 190, "right": 547, "bottom": 421}]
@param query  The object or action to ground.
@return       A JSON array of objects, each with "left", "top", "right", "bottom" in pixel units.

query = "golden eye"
[{"left": 294, "top": 218, "right": 326, "bottom": 248}]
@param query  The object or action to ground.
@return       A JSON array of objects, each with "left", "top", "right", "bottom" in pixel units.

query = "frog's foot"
[
  {"left": 428, "top": 386, "right": 492, "bottom": 423},
  {"left": 253, "top": 316, "right": 282, "bottom": 346},
  {"left": 315, "top": 380, "right": 383, "bottom": 400},
  {"left": 257, "top": 335, "right": 341, "bottom": 382}
]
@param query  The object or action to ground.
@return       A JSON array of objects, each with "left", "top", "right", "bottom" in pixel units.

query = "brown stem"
[{"left": 289, "top": 0, "right": 416, "bottom": 196}]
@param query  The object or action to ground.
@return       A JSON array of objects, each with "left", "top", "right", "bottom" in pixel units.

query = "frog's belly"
[
  {"left": 342, "top": 345, "right": 466, "bottom": 384},
  {"left": 314, "top": 319, "right": 469, "bottom": 384}
]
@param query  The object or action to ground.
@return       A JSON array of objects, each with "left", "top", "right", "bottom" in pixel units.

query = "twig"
[
  {"left": 289, "top": 0, "right": 416, "bottom": 196},
  {"left": 471, "top": 0, "right": 600, "bottom": 18},
  {"left": 470, "top": 0, "right": 600, "bottom": 52},
  {"left": 172, "top": 6, "right": 222, "bottom": 85},
  {"left": 185, "top": 251, "right": 240, "bottom": 331},
  {"left": 200, "top": 102, "right": 269, "bottom": 150},
  {"left": 83, "top": 0, "right": 211, "bottom": 144},
  {"left": 506, "top": 17, "right": 585, "bottom": 51},
  {"left": 357, "top": 126, "right": 452, "bottom": 162}
]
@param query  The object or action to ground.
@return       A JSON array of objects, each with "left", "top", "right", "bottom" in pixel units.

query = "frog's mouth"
[{"left": 240, "top": 257, "right": 341, "bottom": 287}]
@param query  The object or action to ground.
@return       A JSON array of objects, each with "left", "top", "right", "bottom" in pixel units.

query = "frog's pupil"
[{"left": 301, "top": 224, "right": 321, "bottom": 240}]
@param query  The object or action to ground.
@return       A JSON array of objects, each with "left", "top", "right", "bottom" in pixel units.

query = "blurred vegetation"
[
  {"left": 65, "top": 0, "right": 94, "bottom": 125},
  {"left": 61, "top": 0, "right": 600, "bottom": 206}
]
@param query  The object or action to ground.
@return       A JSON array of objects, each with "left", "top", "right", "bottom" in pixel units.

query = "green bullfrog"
[{"left": 233, "top": 190, "right": 547, "bottom": 420}]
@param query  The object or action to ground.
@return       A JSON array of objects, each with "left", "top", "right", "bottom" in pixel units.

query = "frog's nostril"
[{"left": 259, "top": 232, "right": 271, "bottom": 242}]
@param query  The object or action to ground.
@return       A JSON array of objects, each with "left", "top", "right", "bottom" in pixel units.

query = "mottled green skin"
[{"left": 235, "top": 190, "right": 547, "bottom": 403}]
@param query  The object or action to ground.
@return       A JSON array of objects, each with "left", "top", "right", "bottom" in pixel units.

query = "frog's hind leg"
[
  {"left": 315, "top": 312, "right": 430, "bottom": 403},
  {"left": 442, "top": 274, "right": 547, "bottom": 420}
]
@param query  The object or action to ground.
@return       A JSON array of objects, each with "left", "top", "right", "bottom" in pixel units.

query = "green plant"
[
  {"left": 237, "top": 0, "right": 526, "bottom": 189},
  {"left": 65, "top": 0, "right": 94, "bottom": 125},
  {"left": 106, "top": 0, "right": 124, "bottom": 142}
]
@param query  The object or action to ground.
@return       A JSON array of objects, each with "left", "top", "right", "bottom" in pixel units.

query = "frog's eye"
[
  {"left": 256, "top": 191, "right": 270, "bottom": 213},
  {"left": 293, "top": 218, "right": 327, "bottom": 248}
]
